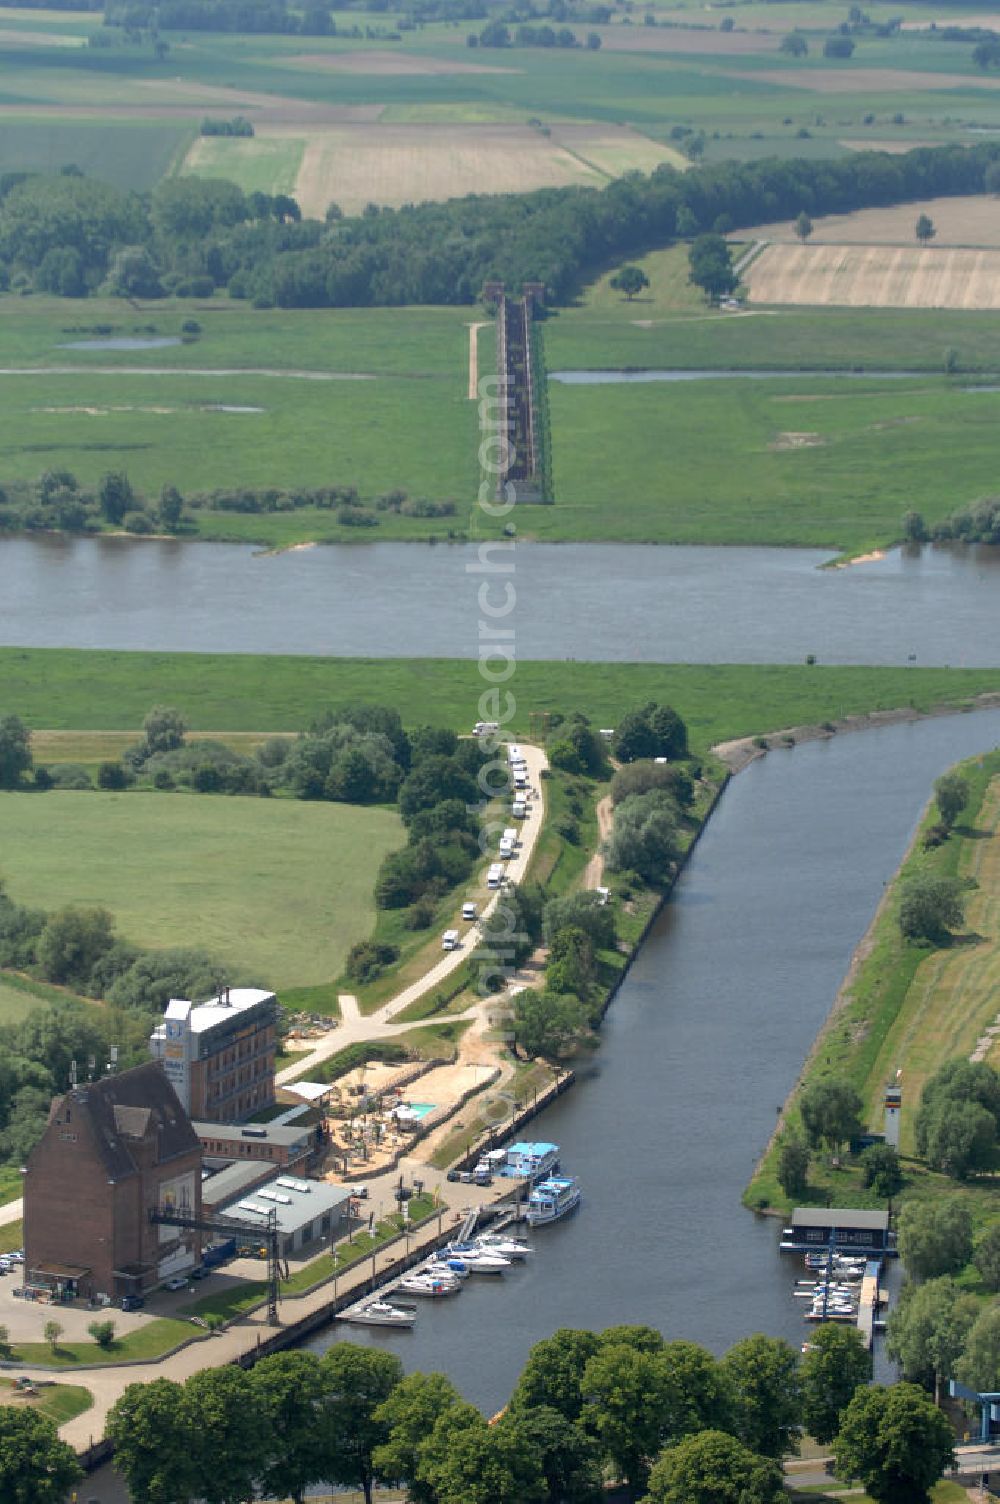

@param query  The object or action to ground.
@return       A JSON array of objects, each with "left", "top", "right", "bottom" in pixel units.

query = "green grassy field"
[
  {"left": 545, "top": 374, "right": 1000, "bottom": 550},
  {"left": 183, "top": 134, "right": 303, "bottom": 197},
  {"left": 0, "top": 299, "right": 483, "bottom": 535},
  {"left": 545, "top": 280, "right": 1000, "bottom": 375},
  {"left": 0, "top": 791, "right": 403, "bottom": 987},
  {"left": 6, "top": 647, "right": 1000, "bottom": 755},
  {"left": 0, "top": 979, "right": 49, "bottom": 1025}
]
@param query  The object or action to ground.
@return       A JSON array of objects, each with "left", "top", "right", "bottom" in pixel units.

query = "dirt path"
[
  {"left": 582, "top": 795, "right": 613, "bottom": 889},
  {"left": 467, "top": 320, "right": 489, "bottom": 400}
]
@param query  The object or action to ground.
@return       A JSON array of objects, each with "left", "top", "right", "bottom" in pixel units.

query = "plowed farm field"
[{"left": 744, "top": 242, "right": 1000, "bottom": 309}]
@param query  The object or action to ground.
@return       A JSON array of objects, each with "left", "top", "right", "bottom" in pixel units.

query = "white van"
[
  {"left": 499, "top": 841, "right": 514, "bottom": 861},
  {"left": 462, "top": 901, "right": 478, "bottom": 921},
  {"left": 487, "top": 863, "right": 504, "bottom": 889},
  {"left": 512, "top": 800, "right": 527, "bottom": 819},
  {"left": 507, "top": 744, "right": 522, "bottom": 763},
  {"left": 502, "top": 828, "right": 518, "bottom": 847},
  {"left": 514, "top": 772, "right": 528, "bottom": 790},
  {"left": 442, "top": 929, "right": 460, "bottom": 951}
]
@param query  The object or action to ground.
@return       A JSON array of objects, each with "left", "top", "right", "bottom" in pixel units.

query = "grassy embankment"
[
  {"left": 6, "top": 649, "right": 1000, "bottom": 755},
  {"left": 746, "top": 748, "right": 1000, "bottom": 1272}
]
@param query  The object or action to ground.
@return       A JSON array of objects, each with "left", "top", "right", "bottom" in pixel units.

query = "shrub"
[
  {"left": 47, "top": 762, "right": 92, "bottom": 790},
  {"left": 97, "top": 761, "right": 131, "bottom": 790},
  {"left": 345, "top": 939, "right": 400, "bottom": 984},
  {"left": 88, "top": 1320, "right": 116, "bottom": 1348}
]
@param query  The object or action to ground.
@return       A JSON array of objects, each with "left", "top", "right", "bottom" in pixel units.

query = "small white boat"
[
  {"left": 394, "top": 1273, "right": 460, "bottom": 1298},
  {"left": 475, "top": 1233, "right": 532, "bottom": 1260},
  {"left": 526, "top": 1176, "right": 581, "bottom": 1228},
  {"left": 443, "top": 1243, "right": 511, "bottom": 1273},
  {"left": 425, "top": 1257, "right": 470, "bottom": 1279},
  {"left": 340, "top": 1299, "right": 416, "bottom": 1328}
]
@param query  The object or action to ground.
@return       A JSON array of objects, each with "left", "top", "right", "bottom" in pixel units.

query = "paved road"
[{"left": 277, "top": 743, "right": 549, "bottom": 1082}]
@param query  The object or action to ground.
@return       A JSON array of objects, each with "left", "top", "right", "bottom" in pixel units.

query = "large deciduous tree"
[
  {"left": 833, "top": 1382, "right": 954, "bottom": 1504},
  {"left": 106, "top": 1378, "right": 198, "bottom": 1504},
  {"left": 643, "top": 1428, "right": 785, "bottom": 1504},
  {"left": 0, "top": 1408, "right": 81, "bottom": 1504},
  {"left": 957, "top": 1304, "right": 1000, "bottom": 1393},
  {"left": 609, "top": 264, "right": 650, "bottom": 300},
  {"left": 373, "top": 1371, "right": 466, "bottom": 1504},
  {"left": 687, "top": 233, "right": 737, "bottom": 299},
  {"left": 898, "top": 873, "right": 967, "bottom": 944},
  {"left": 800, "top": 1325, "right": 871, "bottom": 1444},
  {"left": 719, "top": 1334, "right": 802, "bottom": 1459},
  {"left": 799, "top": 1077, "right": 863, "bottom": 1157},
  {"left": 509, "top": 1328, "right": 602, "bottom": 1421},
  {"left": 314, "top": 1343, "right": 403, "bottom": 1504},
  {"left": 934, "top": 772, "right": 969, "bottom": 829},
  {"left": 249, "top": 1351, "right": 324, "bottom": 1504},
  {"left": 897, "top": 1196, "right": 973, "bottom": 1281},
  {"left": 185, "top": 1366, "right": 266, "bottom": 1504},
  {"left": 0, "top": 714, "right": 31, "bottom": 789},
  {"left": 886, "top": 1275, "right": 978, "bottom": 1403}
]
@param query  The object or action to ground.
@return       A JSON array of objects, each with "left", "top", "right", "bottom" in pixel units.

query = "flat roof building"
[
  {"left": 149, "top": 987, "right": 279, "bottom": 1123},
  {"left": 194, "top": 1118, "right": 318, "bottom": 1175},
  {"left": 780, "top": 1208, "right": 894, "bottom": 1255},
  {"left": 215, "top": 1174, "right": 351, "bottom": 1257},
  {"left": 24, "top": 1063, "right": 203, "bottom": 1300}
]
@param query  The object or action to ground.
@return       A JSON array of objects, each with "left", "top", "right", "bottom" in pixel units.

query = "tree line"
[
  {"left": 0, "top": 469, "right": 458, "bottom": 537},
  {"left": 3, "top": 139, "right": 1000, "bottom": 307},
  {"left": 93, "top": 1323, "right": 957, "bottom": 1504}
]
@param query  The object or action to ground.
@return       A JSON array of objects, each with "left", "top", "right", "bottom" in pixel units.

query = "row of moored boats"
[
  {"left": 795, "top": 1252, "right": 869, "bottom": 1325},
  {"left": 341, "top": 1140, "right": 582, "bottom": 1328},
  {"left": 340, "top": 1232, "right": 535, "bottom": 1326}
]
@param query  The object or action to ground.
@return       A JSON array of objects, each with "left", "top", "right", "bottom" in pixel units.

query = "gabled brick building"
[{"left": 23, "top": 1063, "right": 202, "bottom": 1301}]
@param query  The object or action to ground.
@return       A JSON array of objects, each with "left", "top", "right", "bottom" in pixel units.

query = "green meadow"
[
  {"left": 0, "top": 300, "right": 482, "bottom": 527},
  {"left": 5, "top": 646, "right": 1000, "bottom": 755},
  {"left": 0, "top": 790, "right": 403, "bottom": 986},
  {"left": 544, "top": 374, "right": 1000, "bottom": 551}
]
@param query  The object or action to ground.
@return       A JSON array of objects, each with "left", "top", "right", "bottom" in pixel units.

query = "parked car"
[
  {"left": 446, "top": 1169, "right": 462, "bottom": 1183},
  {"left": 349, "top": 1184, "right": 369, "bottom": 1199},
  {"left": 164, "top": 1276, "right": 189, "bottom": 1292},
  {"left": 121, "top": 1294, "right": 144, "bottom": 1311},
  {"left": 188, "top": 1266, "right": 207, "bottom": 1281},
  {"left": 7, "top": 1251, "right": 23, "bottom": 1264}
]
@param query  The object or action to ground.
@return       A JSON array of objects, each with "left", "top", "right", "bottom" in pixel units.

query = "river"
[
  {"left": 4, "top": 534, "right": 1000, "bottom": 665},
  {"left": 309, "top": 710, "right": 1000, "bottom": 1412}
]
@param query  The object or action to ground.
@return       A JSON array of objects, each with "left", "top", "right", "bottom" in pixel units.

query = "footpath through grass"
[
  {"left": 7, "top": 649, "right": 1000, "bottom": 758},
  {"left": 746, "top": 748, "right": 1000, "bottom": 1232}
]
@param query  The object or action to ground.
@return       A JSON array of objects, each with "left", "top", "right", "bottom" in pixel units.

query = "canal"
[
  {"left": 4, "top": 534, "right": 1000, "bottom": 666},
  {"left": 312, "top": 709, "right": 1000, "bottom": 1412}
]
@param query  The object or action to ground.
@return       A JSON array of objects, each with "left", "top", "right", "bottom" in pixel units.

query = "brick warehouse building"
[
  {"left": 149, "top": 987, "right": 279, "bottom": 1122},
  {"left": 24, "top": 1063, "right": 202, "bottom": 1301}
]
